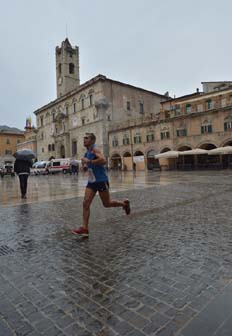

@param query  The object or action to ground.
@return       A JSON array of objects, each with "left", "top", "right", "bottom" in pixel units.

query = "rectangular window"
[
  {"left": 72, "top": 141, "right": 77, "bottom": 156},
  {"left": 207, "top": 100, "right": 214, "bottom": 110},
  {"left": 201, "top": 125, "right": 212, "bottom": 134},
  {"left": 186, "top": 104, "right": 192, "bottom": 113},
  {"left": 81, "top": 118, "right": 85, "bottom": 125},
  {"left": 66, "top": 106, "right": 69, "bottom": 114},
  {"left": 52, "top": 144, "right": 55, "bottom": 151},
  {"left": 6, "top": 138, "right": 10, "bottom": 144},
  {"left": 17, "top": 139, "right": 21, "bottom": 144},
  {"left": 90, "top": 95, "right": 93, "bottom": 106},
  {"left": 134, "top": 135, "right": 141, "bottom": 144},
  {"left": 176, "top": 129, "right": 187, "bottom": 137},
  {"left": 174, "top": 108, "right": 181, "bottom": 116},
  {"left": 81, "top": 98, "right": 84, "bottom": 110},
  {"left": 139, "top": 103, "right": 144, "bottom": 114},
  {"left": 53, "top": 161, "right": 60, "bottom": 167},
  {"left": 127, "top": 101, "right": 131, "bottom": 111},
  {"left": 146, "top": 133, "right": 154, "bottom": 142},
  {"left": 197, "top": 104, "right": 203, "bottom": 112},
  {"left": 224, "top": 122, "right": 232, "bottom": 131},
  {"left": 73, "top": 103, "right": 76, "bottom": 113},
  {"left": 5, "top": 149, "right": 12, "bottom": 155},
  {"left": 40, "top": 116, "right": 44, "bottom": 127},
  {"left": 123, "top": 138, "right": 130, "bottom": 145},
  {"left": 112, "top": 139, "right": 119, "bottom": 147},
  {"left": 160, "top": 131, "right": 170, "bottom": 139}
]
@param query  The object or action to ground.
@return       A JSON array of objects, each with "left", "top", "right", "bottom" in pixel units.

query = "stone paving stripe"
[
  {"left": 181, "top": 283, "right": 232, "bottom": 336},
  {"left": 0, "top": 245, "right": 14, "bottom": 256}
]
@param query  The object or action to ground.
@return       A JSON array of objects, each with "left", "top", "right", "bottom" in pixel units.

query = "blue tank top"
[{"left": 84, "top": 144, "right": 108, "bottom": 183}]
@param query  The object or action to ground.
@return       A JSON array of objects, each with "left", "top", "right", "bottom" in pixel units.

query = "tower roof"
[{"left": 63, "top": 38, "right": 72, "bottom": 48}]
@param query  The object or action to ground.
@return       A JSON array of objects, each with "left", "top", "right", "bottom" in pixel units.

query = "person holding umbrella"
[{"left": 14, "top": 149, "right": 35, "bottom": 199}]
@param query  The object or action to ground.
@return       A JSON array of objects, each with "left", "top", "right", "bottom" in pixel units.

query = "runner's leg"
[
  {"left": 83, "top": 187, "right": 96, "bottom": 230},
  {"left": 99, "top": 189, "right": 125, "bottom": 208}
]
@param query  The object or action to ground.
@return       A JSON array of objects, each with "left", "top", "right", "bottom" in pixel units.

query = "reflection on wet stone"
[{"left": 0, "top": 171, "right": 232, "bottom": 335}]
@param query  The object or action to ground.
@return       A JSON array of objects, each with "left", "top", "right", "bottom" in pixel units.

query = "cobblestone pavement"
[{"left": 0, "top": 170, "right": 232, "bottom": 336}]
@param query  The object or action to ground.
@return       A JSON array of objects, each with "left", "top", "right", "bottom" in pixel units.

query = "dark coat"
[{"left": 14, "top": 159, "right": 32, "bottom": 175}]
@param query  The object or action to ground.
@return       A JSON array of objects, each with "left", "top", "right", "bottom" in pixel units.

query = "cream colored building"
[
  {"left": 158, "top": 85, "right": 232, "bottom": 169},
  {"left": 108, "top": 83, "right": 232, "bottom": 170},
  {"left": 34, "top": 39, "right": 167, "bottom": 162}
]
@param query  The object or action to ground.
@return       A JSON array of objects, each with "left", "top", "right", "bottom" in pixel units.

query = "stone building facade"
[
  {"left": 0, "top": 126, "right": 24, "bottom": 166},
  {"left": 108, "top": 83, "right": 232, "bottom": 170},
  {"left": 34, "top": 39, "right": 167, "bottom": 162}
]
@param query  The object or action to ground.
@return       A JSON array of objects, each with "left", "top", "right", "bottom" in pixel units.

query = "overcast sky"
[{"left": 0, "top": 0, "right": 231, "bottom": 129}]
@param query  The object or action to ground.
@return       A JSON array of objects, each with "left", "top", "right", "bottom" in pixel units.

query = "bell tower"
[{"left": 56, "top": 38, "right": 80, "bottom": 98}]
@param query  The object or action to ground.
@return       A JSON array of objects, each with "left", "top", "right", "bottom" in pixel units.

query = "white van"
[
  {"left": 31, "top": 161, "right": 48, "bottom": 175},
  {"left": 46, "top": 158, "right": 71, "bottom": 174}
]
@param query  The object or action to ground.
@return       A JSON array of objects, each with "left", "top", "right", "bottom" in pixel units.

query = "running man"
[{"left": 71, "top": 133, "right": 130, "bottom": 237}]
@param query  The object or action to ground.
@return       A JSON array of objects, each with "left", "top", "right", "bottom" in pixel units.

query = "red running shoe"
[
  {"left": 71, "top": 226, "right": 89, "bottom": 237},
  {"left": 123, "top": 199, "right": 131, "bottom": 215}
]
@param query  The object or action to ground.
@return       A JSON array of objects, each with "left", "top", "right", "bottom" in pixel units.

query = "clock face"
[{"left": 58, "top": 77, "right": 62, "bottom": 85}]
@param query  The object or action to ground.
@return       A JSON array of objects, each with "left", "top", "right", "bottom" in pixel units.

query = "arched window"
[
  {"left": 48, "top": 144, "right": 51, "bottom": 152},
  {"left": 69, "top": 63, "right": 74, "bottom": 74},
  {"left": 58, "top": 64, "right": 62, "bottom": 74}
]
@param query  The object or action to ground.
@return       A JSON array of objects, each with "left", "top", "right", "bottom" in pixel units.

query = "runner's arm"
[{"left": 85, "top": 148, "right": 106, "bottom": 165}]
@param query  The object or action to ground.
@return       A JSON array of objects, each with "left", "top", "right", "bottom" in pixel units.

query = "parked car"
[
  {"left": 0, "top": 163, "right": 15, "bottom": 177},
  {"left": 46, "top": 158, "right": 71, "bottom": 174}
]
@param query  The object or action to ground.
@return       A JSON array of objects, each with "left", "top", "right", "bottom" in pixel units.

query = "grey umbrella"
[
  {"left": 14, "top": 149, "right": 36, "bottom": 161},
  {"left": 70, "top": 160, "right": 79, "bottom": 166}
]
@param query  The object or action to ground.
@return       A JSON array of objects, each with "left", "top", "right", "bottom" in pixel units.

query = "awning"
[
  {"left": 179, "top": 148, "right": 208, "bottom": 155},
  {"left": 208, "top": 146, "right": 232, "bottom": 155},
  {"left": 155, "top": 151, "right": 179, "bottom": 159}
]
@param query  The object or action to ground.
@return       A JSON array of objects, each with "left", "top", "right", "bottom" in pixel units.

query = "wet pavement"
[{"left": 0, "top": 170, "right": 232, "bottom": 336}]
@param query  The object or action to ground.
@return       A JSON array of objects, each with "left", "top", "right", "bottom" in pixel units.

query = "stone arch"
[
  {"left": 221, "top": 139, "right": 232, "bottom": 147},
  {"left": 133, "top": 151, "right": 145, "bottom": 171},
  {"left": 146, "top": 149, "right": 160, "bottom": 170},
  {"left": 123, "top": 151, "right": 131, "bottom": 157},
  {"left": 134, "top": 150, "right": 144, "bottom": 156},
  {"left": 199, "top": 143, "right": 217, "bottom": 150},
  {"left": 160, "top": 147, "right": 171, "bottom": 153},
  {"left": 177, "top": 145, "right": 192, "bottom": 151},
  {"left": 110, "top": 153, "right": 122, "bottom": 170},
  {"left": 177, "top": 146, "right": 193, "bottom": 170},
  {"left": 220, "top": 139, "right": 232, "bottom": 168},
  {"left": 122, "top": 151, "right": 132, "bottom": 171}
]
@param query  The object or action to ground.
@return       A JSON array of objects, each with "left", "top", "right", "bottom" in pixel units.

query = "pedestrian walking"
[
  {"left": 71, "top": 133, "right": 130, "bottom": 237},
  {"left": 14, "top": 159, "right": 32, "bottom": 199}
]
